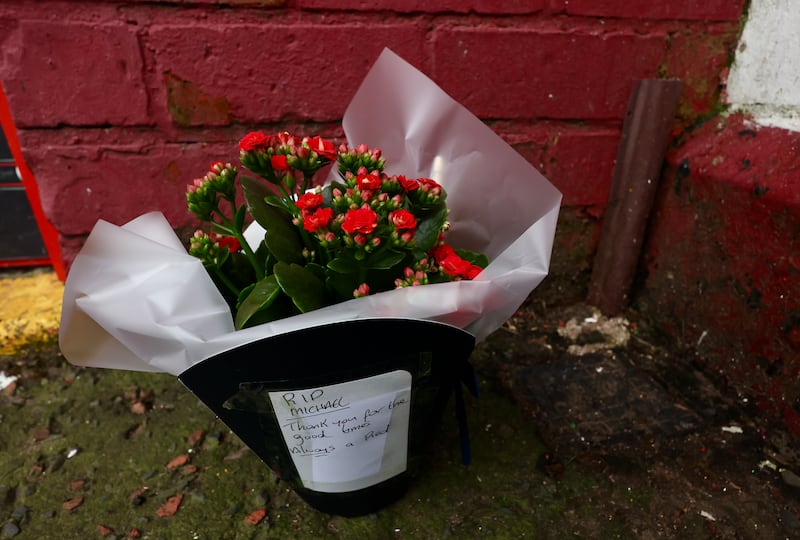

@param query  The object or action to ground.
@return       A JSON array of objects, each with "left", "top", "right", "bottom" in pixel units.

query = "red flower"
[
  {"left": 342, "top": 207, "right": 378, "bottom": 235},
  {"left": 296, "top": 192, "right": 323, "bottom": 210},
  {"left": 389, "top": 209, "right": 417, "bottom": 230},
  {"left": 430, "top": 243, "right": 456, "bottom": 263},
  {"left": 439, "top": 254, "right": 473, "bottom": 278},
  {"left": 465, "top": 264, "right": 483, "bottom": 279},
  {"left": 271, "top": 155, "right": 289, "bottom": 170},
  {"left": 356, "top": 172, "right": 382, "bottom": 190},
  {"left": 397, "top": 175, "right": 419, "bottom": 192},
  {"left": 215, "top": 235, "right": 241, "bottom": 253},
  {"left": 239, "top": 131, "right": 270, "bottom": 151},
  {"left": 306, "top": 136, "right": 337, "bottom": 160},
  {"left": 303, "top": 207, "right": 334, "bottom": 233}
]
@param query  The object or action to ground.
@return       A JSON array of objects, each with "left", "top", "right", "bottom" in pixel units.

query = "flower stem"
[
  {"left": 216, "top": 201, "right": 265, "bottom": 278},
  {"left": 213, "top": 266, "right": 241, "bottom": 298}
]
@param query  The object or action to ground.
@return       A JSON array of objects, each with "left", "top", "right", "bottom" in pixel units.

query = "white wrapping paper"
[{"left": 59, "top": 48, "right": 562, "bottom": 376}]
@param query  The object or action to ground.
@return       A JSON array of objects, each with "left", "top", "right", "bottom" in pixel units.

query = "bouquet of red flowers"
[
  {"left": 58, "top": 48, "right": 562, "bottom": 515},
  {"left": 186, "top": 131, "right": 487, "bottom": 329}
]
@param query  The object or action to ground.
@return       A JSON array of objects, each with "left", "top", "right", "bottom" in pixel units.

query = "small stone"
[
  {"left": 10, "top": 506, "right": 28, "bottom": 521},
  {"left": 181, "top": 464, "right": 198, "bottom": 476},
  {"left": 781, "top": 468, "right": 800, "bottom": 489},
  {"left": 245, "top": 509, "right": 267, "bottom": 525},
  {"left": 2, "top": 522, "right": 20, "bottom": 537},
  {"left": 63, "top": 496, "right": 84, "bottom": 512},
  {"left": 130, "top": 401, "right": 147, "bottom": 415},
  {"left": 129, "top": 487, "right": 148, "bottom": 506},
  {"left": 155, "top": 493, "right": 183, "bottom": 517},
  {"left": 70, "top": 479, "right": 85, "bottom": 491},
  {"left": 223, "top": 447, "right": 248, "bottom": 461},
  {"left": 187, "top": 429, "right": 205, "bottom": 447},
  {"left": 203, "top": 432, "right": 223, "bottom": 449},
  {"left": 166, "top": 454, "right": 189, "bottom": 469}
]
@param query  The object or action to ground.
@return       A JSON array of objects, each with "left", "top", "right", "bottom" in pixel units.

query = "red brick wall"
[{"left": 0, "top": 0, "right": 744, "bottom": 270}]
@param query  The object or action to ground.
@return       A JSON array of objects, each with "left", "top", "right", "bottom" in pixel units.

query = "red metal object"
[{"left": 0, "top": 84, "right": 65, "bottom": 280}]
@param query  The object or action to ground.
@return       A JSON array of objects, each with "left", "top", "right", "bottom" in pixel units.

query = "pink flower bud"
[
  {"left": 297, "top": 146, "right": 309, "bottom": 158},
  {"left": 353, "top": 282, "right": 370, "bottom": 298},
  {"left": 354, "top": 234, "right": 367, "bottom": 246},
  {"left": 356, "top": 144, "right": 368, "bottom": 153}
]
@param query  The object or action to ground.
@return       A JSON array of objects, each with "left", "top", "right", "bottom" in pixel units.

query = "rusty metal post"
[{"left": 587, "top": 79, "right": 683, "bottom": 315}]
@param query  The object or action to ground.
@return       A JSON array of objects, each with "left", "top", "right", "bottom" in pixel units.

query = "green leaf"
[
  {"left": 456, "top": 248, "right": 489, "bottom": 269},
  {"left": 326, "top": 273, "right": 359, "bottom": 301},
  {"left": 321, "top": 182, "right": 347, "bottom": 206},
  {"left": 241, "top": 175, "right": 275, "bottom": 225},
  {"left": 265, "top": 228, "right": 304, "bottom": 265},
  {"left": 366, "top": 248, "right": 406, "bottom": 270},
  {"left": 234, "top": 275, "right": 282, "bottom": 329},
  {"left": 414, "top": 204, "right": 448, "bottom": 252},
  {"left": 305, "top": 262, "right": 327, "bottom": 282},
  {"left": 233, "top": 204, "right": 247, "bottom": 232},
  {"left": 274, "top": 262, "right": 325, "bottom": 313},
  {"left": 241, "top": 178, "right": 304, "bottom": 264},
  {"left": 327, "top": 255, "right": 358, "bottom": 274}
]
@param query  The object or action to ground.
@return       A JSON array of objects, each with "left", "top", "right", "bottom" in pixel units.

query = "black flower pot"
[{"left": 178, "top": 318, "right": 476, "bottom": 516}]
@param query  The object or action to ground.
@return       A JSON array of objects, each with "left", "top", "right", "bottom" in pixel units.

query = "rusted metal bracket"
[{"left": 587, "top": 79, "right": 683, "bottom": 315}]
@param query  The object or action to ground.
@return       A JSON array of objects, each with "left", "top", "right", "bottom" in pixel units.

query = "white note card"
[{"left": 268, "top": 370, "right": 412, "bottom": 493}]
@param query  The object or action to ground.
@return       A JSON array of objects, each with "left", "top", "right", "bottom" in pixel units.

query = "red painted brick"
[
  {"left": 24, "top": 141, "right": 235, "bottom": 236},
  {"left": 643, "top": 115, "right": 800, "bottom": 435},
  {"left": 540, "top": 126, "right": 619, "bottom": 210},
  {"left": 494, "top": 121, "right": 618, "bottom": 210},
  {"left": 293, "top": 0, "right": 544, "bottom": 13},
  {"left": 552, "top": 0, "right": 745, "bottom": 21},
  {"left": 3, "top": 21, "right": 149, "bottom": 128},
  {"left": 665, "top": 26, "right": 739, "bottom": 121},
  {"left": 148, "top": 23, "right": 425, "bottom": 125},
  {"left": 432, "top": 26, "right": 666, "bottom": 120}
]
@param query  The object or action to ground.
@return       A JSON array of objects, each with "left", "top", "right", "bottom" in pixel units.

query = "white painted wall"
[{"left": 726, "top": 0, "right": 800, "bottom": 131}]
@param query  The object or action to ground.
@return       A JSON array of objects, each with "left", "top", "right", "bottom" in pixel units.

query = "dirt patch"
[{"left": 473, "top": 300, "right": 800, "bottom": 539}]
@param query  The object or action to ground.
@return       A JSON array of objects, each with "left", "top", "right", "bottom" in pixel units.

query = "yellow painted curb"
[{"left": 0, "top": 268, "right": 63, "bottom": 355}]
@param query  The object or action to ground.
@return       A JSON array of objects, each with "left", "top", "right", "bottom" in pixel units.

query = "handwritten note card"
[{"left": 268, "top": 370, "right": 412, "bottom": 493}]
